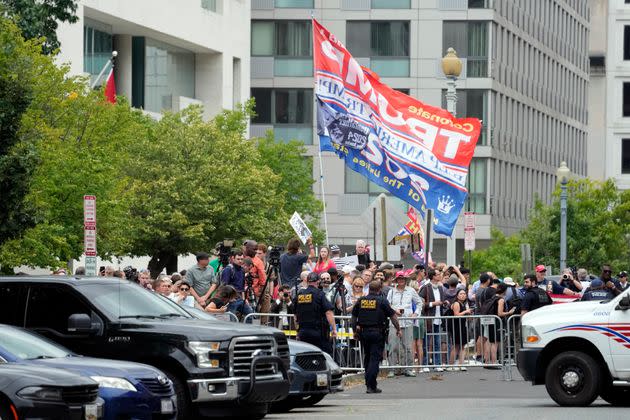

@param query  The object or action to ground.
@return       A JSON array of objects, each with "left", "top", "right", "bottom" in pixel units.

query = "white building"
[
  {"left": 588, "top": 0, "right": 630, "bottom": 189},
  {"left": 250, "top": 0, "right": 590, "bottom": 261},
  {"left": 56, "top": 0, "right": 251, "bottom": 119}
]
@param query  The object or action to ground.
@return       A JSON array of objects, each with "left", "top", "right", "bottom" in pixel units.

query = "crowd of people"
[{"left": 70, "top": 238, "right": 629, "bottom": 373}]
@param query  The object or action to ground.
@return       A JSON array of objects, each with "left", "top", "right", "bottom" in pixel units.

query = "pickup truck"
[
  {"left": 517, "top": 289, "right": 630, "bottom": 406},
  {"left": 0, "top": 277, "right": 290, "bottom": 419}
]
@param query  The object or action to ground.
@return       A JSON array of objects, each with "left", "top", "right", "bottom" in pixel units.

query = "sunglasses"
[
  {"left": 180, "top": 287, "right": 190, "bottom": 291},
  {"left": 603, "top": 270, "right": 612, "bottom": 273},
  {"left": 353, "top": 285, "right": 362, "bottom": 288}
]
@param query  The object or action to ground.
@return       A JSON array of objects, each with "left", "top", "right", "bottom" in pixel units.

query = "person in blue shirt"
[{"left": 221, "top": 250, "right": 253, "bottom": 316}]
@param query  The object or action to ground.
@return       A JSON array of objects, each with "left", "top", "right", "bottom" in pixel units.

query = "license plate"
[
  {"left": 317, "top": 373, "right": 328, "bottom": 387},
  {"left": 161, "top": 399, "right": 174, "bottom": 414},
  {"left": 84, "top": 404, "right": 98, "bottom": 420}
]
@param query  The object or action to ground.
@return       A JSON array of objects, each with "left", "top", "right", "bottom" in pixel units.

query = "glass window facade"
[
  {"left": 251, "top": 88, "right": 313, "bottom": 144},
  {"left": 200, "top": 0, "right": 217, "bottom": 11},
  {"left": 443, "top": 21, "right": 488, "bottom": 77},
  {"left": 83, "top": 22, "right": 112, "bottom": 78},
  {"left": 275, "top": 0, "right": 314, "bottom": 7},
  {"left": 251, "top": 20, "right": 312, "bottom": 76},
  {"left": 466, "top": 158, "right": 487, "bottom": 214},
  {"left": 623, "top": 139, "right": 630, "bottom": 174},
  {"left": 624, "top": 82, "right": 630, "bottom": 117},
  {"left": 144, "top": 39, "right": 195, "bottom": 113},
  {"left": 372, "top": 0, "right": 410, "bottom": 8},
  {"left": 346, "top": 21, "right": 410, "bottom": 77}
]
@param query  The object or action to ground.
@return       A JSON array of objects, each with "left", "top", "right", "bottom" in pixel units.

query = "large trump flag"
[{"left": 313, "top": 19, "right": 481, "bottom": 236}]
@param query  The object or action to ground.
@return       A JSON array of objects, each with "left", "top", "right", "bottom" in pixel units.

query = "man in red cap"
[{"left": 535, "top": 265, "right": 579, "bottom": 296}]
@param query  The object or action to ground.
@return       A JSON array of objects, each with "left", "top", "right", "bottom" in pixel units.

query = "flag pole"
[
  {"left": 318, "top": 146, "right": 330, "bottom": 245},
  {"left": 91, "top": 50, "right": 118, "bottom": 89}
]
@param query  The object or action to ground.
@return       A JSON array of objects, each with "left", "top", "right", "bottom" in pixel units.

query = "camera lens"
[
  {"left": 283, "top": 292, "right": 289, "bottom": 298},
  {"left": 562, "top": 274, "right": 568, "bottom": 279}
]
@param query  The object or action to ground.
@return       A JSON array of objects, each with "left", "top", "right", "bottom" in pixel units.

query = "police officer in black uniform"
[
  {"left": 294, "top": 272, "right": 337, "bottom": 354},
  {"left": 581, "top": 279, "right": 615, "bottom": 301},
  {"left": 351, "top": 280, "right": 401, "bottom": 394}
]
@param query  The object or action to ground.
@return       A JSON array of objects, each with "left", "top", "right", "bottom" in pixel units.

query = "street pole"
[
  {"left": 445, "top": 75, "right": 457, "bottom": 266},
  {"left": 556, "top": 161, "right": 570, "bottom": 273},
  {"left": 559, "top": 179, "right": 567, "bottom": 272}
]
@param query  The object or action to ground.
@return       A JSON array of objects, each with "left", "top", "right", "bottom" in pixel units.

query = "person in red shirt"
[
  {"left": 313, "top": 246, "right": 337, "bottom": 274},
  {"left": 243, "top": 240, "right": 270, "bottom": 315}
]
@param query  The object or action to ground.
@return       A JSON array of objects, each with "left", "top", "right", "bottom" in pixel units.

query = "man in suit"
[{"left": 420, "top": 269, "right": 448, "bottom": 371}]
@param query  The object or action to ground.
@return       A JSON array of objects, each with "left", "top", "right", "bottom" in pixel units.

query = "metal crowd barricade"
[
  {"left": 239, "top": 313, "right": 518, "bottom": 378},
  {"left": 382, "top": 315, "right": 506, "bottom": 377},
  {"left": 504, "top": 314, "right": 522, "bottom": 381}
]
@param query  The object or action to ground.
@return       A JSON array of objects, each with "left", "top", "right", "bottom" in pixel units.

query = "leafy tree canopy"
[{"left": 1, "top": 0, "right": 78, "bottom": 54}]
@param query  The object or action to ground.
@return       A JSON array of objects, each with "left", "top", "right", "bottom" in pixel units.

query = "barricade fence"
[{"left": 240, "top": 312, "right": 520, "bottom": 378}]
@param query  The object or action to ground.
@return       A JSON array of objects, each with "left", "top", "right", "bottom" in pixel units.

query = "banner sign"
[
  {"left": 313, "top": 19, "right": 481, "bottom": 236},
  {"left": 289, "top": 212, "right": 312, "bottom": 245}
]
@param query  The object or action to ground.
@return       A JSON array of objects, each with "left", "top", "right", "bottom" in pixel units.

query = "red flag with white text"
[{"left": 104, "top": 69, "right": 116, "bottom": 104}]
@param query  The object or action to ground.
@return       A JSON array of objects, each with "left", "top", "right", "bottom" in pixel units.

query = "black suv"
[{"left": 0, "top": 277, "right": 290, "bottom": 419}]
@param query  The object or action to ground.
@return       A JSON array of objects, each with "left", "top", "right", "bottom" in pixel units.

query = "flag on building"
[
  {"left": 104, "top": 69, "right": 116, "bottom": 104},
  {"left": 313, "top": 18, "right": 481, "bottom": 236}
]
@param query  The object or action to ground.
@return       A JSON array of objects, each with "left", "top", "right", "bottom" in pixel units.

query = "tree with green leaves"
[
  {"left": 1, "top": 0, "right": 78, "bottom": 54},
  {"left": 471, "top": 179, "right": 630, "bottom": 279},
  {"left": 0, "top": 16, "right": 44, "bottom": 251},
  {"left": 126, "top": 104, "right": 295, "bottom": 277},
  {"left": 254, "top": 132, "right": 324, "bottom": 243}
]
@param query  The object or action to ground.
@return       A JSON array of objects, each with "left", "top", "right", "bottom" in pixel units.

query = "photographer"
[
  {"left": 270, "top": 285, "right": 295, "bottom": 330},
  {"left": 243, "top": 240, "right": 271, "bottom": 314},
  {"left": 221, "top": 250, "right": 253, "bottom": 318},
  {"left": 279, "top": 237, "right": 315, "bottom": 288},
  {"left": 559, "top": 268, "right": 583, "bottom": 293}
]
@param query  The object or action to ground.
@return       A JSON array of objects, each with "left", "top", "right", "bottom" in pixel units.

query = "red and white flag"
[{"left": 104, "top": 69, "right": 116, "bottom": 104}]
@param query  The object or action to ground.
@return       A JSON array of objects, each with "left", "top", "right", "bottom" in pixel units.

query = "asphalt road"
[{"left": 267, "top": 369, "right": 628, "bottom": 420}]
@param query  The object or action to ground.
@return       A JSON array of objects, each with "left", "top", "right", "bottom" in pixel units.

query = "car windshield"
[
  {"left": 78, "top": 282, "right": 192, "bottom": 320},
  {"left": 0, "top": 327, "right": 70, "bottom": 360}
]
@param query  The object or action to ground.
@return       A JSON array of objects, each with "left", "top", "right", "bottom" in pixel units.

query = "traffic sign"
[
  {"left": 464, "top": 212, "right": 475, "bottom": 251},
  {"left": 83, "top": 195, "right": 96, "bottom": 226}
]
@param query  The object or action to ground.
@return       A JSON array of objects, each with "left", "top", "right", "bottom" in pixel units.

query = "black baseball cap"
[{"left": 307, "top": 272, "right": 320, "bottom": 283}]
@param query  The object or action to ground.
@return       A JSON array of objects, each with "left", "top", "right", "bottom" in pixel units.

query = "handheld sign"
[{"left": 289, "top": 212, "right": 312, "bottom": 245}]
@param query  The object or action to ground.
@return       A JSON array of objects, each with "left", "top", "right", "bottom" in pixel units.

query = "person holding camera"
[
  {"left": 295, "top": 272, "right": 337, "bottom": 354},
  {"left": 559, "top": 268, "right": 583, "bottom": 293},
  {"left": 271, "top": 285, "right": 295, "bottom": 330},
  {"left": 386, "top": 271, "right": 422, "bottom": 377},
  {"left": 280, "top": 237, "right": 316, "bottom": 288}
]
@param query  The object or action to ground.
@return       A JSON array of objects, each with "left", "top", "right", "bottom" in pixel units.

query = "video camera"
[
  {"left": 216, "top": 239, "right": 234, "bottom": 268},
  {"left": 123, "top": 266, "right": 138, "bottom": 283},
  {"left": 268, "top": 245, "right": 284, "bottom": 267}
]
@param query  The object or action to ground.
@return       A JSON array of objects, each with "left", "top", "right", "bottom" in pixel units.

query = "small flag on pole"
[{"left": 104, "top": 69, "right": 116, "bottom": 104}]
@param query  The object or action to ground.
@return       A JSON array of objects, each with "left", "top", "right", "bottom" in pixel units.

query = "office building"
[
  {"left": 56, "top": 0, "right": 250, "bottom": 119},
  {"left": 250, "top": 0, "right": 590, "bottom": 260}
]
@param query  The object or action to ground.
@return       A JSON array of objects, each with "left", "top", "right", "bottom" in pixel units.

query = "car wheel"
[
  {"left": 600, "top": 382, "right": 630, "bottom": 406},
  {"left": 0, "top": 401, "right": 17, "bottom": 420},
  {"left": 162, "top": 370, "right": 191, "bottom": 420},
  {"left": 544, "top": 351, "right": 600, "bottom": 407}
]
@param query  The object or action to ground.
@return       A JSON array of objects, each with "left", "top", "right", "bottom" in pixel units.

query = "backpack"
[
  {"left": 480, "top": 294, "right": 500, "bottom": 316},
  {"left": 533, "top": 287, "right": 553, "bottom": 308},
  {"left": 508, "top": 286, "right": 522, "bottom": 312}
]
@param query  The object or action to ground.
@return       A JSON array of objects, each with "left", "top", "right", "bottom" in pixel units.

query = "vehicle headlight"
[
  {"left": 522, "top": 325, "right": 541, "bottom": 344},
  {"left": 188, "top": 341, "right": 222, "bottom": 368},
  {"left": 90, "top": 376, "right": 137, "bottom": 392},
  {"left": 323, "top": 352, "right": 341, "bottom": 371},
  {"left": 18, "top": 386, "right": 63, "bottom": 401}
]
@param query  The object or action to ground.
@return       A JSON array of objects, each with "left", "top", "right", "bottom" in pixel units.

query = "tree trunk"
[{"left": 148, "top": 250, "right": 178, "bottom": 279}]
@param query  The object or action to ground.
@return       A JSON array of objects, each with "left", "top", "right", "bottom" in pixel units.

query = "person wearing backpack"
[{"left": 521, "top": 273, "right": 553, "bottom": 315}]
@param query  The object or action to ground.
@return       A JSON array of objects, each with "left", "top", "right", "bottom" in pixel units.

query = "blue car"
[{"left": 0, "top": 324, "right": 176, "bottom": 420}]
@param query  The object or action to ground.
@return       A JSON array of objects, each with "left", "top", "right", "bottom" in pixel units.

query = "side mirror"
[
  {"left": 68, "top": 313, "right": 96, "bottom": 333},
  {"left": 616, "top": 296, "right": 630, "bottom": 311}
]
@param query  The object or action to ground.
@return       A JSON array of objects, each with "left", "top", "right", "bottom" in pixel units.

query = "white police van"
[{"left": 517, "top": 290, "right": 630, "bottom": 406}]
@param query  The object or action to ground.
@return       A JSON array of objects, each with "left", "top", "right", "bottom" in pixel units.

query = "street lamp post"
[
  {"left": 556, "top": 161, "right": 571, "bottom": 272},
  {"left": 442, "top": 48, "right": 462, "bottom": 266}
]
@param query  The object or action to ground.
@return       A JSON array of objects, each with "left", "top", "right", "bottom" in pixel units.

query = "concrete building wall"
[{"left": 56, "top": 0, "right": 250, "bottom": 118}]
